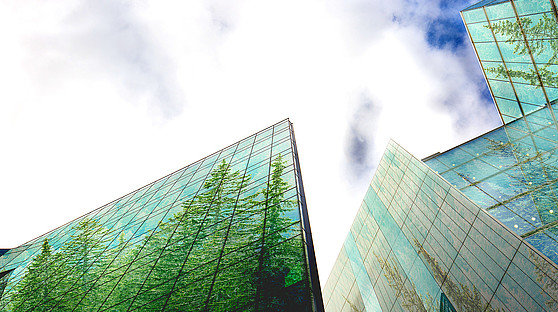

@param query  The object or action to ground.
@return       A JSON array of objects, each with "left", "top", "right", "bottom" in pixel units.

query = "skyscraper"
[
  {"left": 0, "top": 119, "right": 324, "bottom": 311},
  {"left": 324, "top": 0, "right": 558, "bottom": 311}
]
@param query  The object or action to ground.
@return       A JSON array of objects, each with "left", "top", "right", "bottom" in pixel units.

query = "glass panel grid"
[
  {"left": 0, "top": 119, "right": 321, "bottom": 311},
  {"left": 326, "top": 139, "right": 558, "bottom": 311}
]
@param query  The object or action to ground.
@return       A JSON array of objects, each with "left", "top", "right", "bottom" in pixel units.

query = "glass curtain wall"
[
  {"left": 425, "top": 107, "right": 558, "bottom": 265},
  {"left": 325, "top": 140, "right": 558, "bottom": 311},
  {"left": 0, "top": 119, "right": 323, "bottom": 312},
  {"left": 462, "top": 0, "right": 558, "bottom": 124}
]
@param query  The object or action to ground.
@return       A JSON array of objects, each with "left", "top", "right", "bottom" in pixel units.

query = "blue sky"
[{"left": 0, "top": 0, "right": 500, "bottom": 285}]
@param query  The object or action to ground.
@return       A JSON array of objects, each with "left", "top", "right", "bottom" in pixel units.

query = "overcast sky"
[{"left": 0, "top": 0, "right": 501, "bottom": 287}]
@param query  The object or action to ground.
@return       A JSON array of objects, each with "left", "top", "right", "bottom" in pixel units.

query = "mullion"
[
  {"left": 10, "top": 174, "right": 161, "bottom": 312},
  {"left": 201, "top": 134, "right": 257, "bottom": 310},
  {"left": 253, "top": 125, "right": 275, "bottom": 311},
  {"left": 93, "top": 149, "right": 217, "bottom": 312},
  {"left": 124, "top": 146, "right": 241, "bottom": 311}
]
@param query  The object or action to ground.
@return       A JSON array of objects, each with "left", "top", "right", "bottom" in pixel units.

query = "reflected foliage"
[
  {"left": 453, "top": 138, "right": 558, "bottom": 235},
  {"left": 342, "top": 294, "right": 365, "bottom": 312},
  {"left": 487, "top": 13, "right": 558, "bottom": 87},
  {"left": 414, "top": 239, "right": 500, "bottom": 312},
  {"left": 530, "top": 248, "right": 558, "bottom": 310},
  {"left": 483, "top": 138, "right": 558, "bottom": 230},
  {"left": 373, "top": 252, "right": 432, "bottom": 312},
  {"left": 2, "top": 155, "right": 309, "bottom": 311}
]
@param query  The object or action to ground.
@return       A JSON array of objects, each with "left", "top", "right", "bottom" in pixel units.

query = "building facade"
[
  {"left": 424, "top": 110, "right": 558, "bottom": 266},
  {"left": 324, "top": 140, "right": 558, "bottom": 311},
  {"left": 0, "top": 119, "right": 324, "bottom": 311},
  {"left": 462, "top": 0, "right": 558, "bottom": 124},
  {"left": 324, "top": 0, "right": 558, "bottom": 311}
]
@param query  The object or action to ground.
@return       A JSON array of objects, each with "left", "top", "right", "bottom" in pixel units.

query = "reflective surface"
[
  {"left": 324, "top": 140, "right": 558, "bottom": 311},
  {"left": 462, "top": 0, "right": 558, "bottom": 124},
  {"left": 425, "top": 106, "right": 558, "bottom": 266},
  {"left": 0, "top": 119, "right": 323, "bottom": 311}
]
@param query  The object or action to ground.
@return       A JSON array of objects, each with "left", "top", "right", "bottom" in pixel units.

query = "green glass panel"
[
  {"left": 440, "top": 292, "right": 457, "bottom": 312},
  {"left": 455, "top": 158, "right": 500, "bottom": 181},
  {"left": 498, "top": 40, "right": 531, "bottom": 63},
  {"left": 521, "top": 101, "right": 544, "bottom": 115},
  {"left": 513, "top": 0, "right": 552, "bottom": 16},
  {"left": 539, "top": 65, "right": 558, "bottom": 89},
  {"left": 502, "top": 114, "right": 518, "bottom": 123},
  {"left": 433, "top": 147, "right": 475, "bottom": 168},
  {"left": 463, "top": 7, "right": 488, "bottom": 24},
  {"left": 521, "top": 13, "right": 557, "bottom": 40},
  {"left": 490, "top": 79, "right": 517, "bottom": 99},
  {"left": 495, "top": 97, "right": 522, "bottom": 117},
  {"left": 474, "top": 41, "right": 503, "bottom": 61},
  {"left": 426, "top": 158, "right": 449, "bottom": 174},
  {"left": 516, "top": 83, "right": 547, "bottom": 105},
  {"left": 467, "top": 22, "right": 494, "bottom": 42},
  {"left": 525, "top": 230, "right": 558, "bottom": 263},
  {"left": 533, "top": 44, "right": 558, "bottom": 74},
  {"left": 485, "top": 1, "right": 515, "bottom": 20},
  {"left": 526, "top": 104, "right": 555, "bottom": 127},
  {"left": 489, "top": 17, "right": 519, "bottom": 42},
  {"left": 506, "top": 62, "right": 539, "bottom": 84},
  {"left": 534, "top": 127, "right": 558, "bottom": 145},
  {"left": 507, "top": 116, "right": 531, "bottom": 132},
  {"left": 483, "top": 61, "right": 507, "bottom": 79}
]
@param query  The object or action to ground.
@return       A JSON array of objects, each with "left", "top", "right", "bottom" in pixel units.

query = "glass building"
[
  {"left": 324, "top": 140, "right": 558, "bottom": 311},
  {"left": 462, "top": 0, "right": 558, "bottom": 124},
  {"left": 0, "top": 119, "right": 324, "bottom": 311},
  {"left": 325, "top": 0, "right": 558, "bottom": 311},
  {"left": 424, "top": 111, "right": 558, "bottom": 265}
]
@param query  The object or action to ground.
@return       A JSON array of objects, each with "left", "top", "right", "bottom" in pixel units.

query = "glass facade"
[
  {"left": 462, "top": 0, "right": 558, "bottom": 124},
  {"left": 324, "top": 141, "right": 558, "bottom": 311},
  {"left": 424, "top": 106, "right": 558, "bottom": 266},
  {"left": 0, "top": 119, "right": 324, "bottom": 311},
  {"left": 324, "top": 1, "right": 558, "bottom": 310}
]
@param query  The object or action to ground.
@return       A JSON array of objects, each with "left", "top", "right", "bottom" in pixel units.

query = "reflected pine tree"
[
  {"left": 372, "top": 252, "right": 431, "bottom": 312},
  {"left": 106, "top": 159, "right": 258, "bottom": 311},
  {"left": 342, "top": 294, "right": 366, "bottom": 312},
  {"left": 10, "top": 218, "right": 113, "bottom": 311},
  {"left": 4, "top": 154, "right": 308, "bottom": 311},
  {"left": 486, "top": 13, "right": 558, "bottom": 88},
  {"left": 413, "top": 239, "right": 500, "bottom": 312},
  {"left": 529, "top": 247, "right": 558, "bottom": 310},
  {"left": 478, "top": 138, "right": 558, "bottom": 229},
  {"left": 58, "top": 218, "right": 113, "bottom": 311},
  {"left": 253, "top": 154, "right": 307, "bottom": 311},
  {"left": 10, "top": 239, "right": 66, "bottom": 311}
]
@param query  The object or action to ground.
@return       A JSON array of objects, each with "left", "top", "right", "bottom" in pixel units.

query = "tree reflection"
[
  {"left": 3, "top": 154, "right": 310, "bottom": 311},
  {"left": 487, "top": 13, "right": 558, "bottom": 88}
]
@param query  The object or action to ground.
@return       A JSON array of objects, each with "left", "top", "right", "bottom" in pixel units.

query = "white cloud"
[{"left": 0, "top": 0, "right": 499, "bottom": 290}]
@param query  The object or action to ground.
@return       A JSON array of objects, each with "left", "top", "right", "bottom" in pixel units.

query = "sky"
[{"left": 0, "top": 0, "right": 501, "bottom": 287}]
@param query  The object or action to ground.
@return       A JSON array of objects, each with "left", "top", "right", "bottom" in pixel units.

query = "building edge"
[{"left": 289, "top": 119, "right": 325, "bottom": 312}]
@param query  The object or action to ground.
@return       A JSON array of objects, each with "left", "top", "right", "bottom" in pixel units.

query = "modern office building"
[
  {"left": 324, "top": 0, "right": 558, "bottom": 311},
  {"left": 0, "top": 119, "right": 324, "bottom": 311}
]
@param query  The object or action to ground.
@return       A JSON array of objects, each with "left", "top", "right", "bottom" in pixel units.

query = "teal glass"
[
  {"left": 485, "top": 1, "right": 515, "bottom": 20},
  {"left": 513, "top": 0, "right": 553, "bottom": 16},
  {"left": 326, "top": 140, "right": 558, "bottom": 311},
  {"left": 495, "top": 97, "right": 522, "bottom": 117},
  {"left": 467, "top": 22, "right": 494, "bottom": 42},
  {"left": 0, "top": 119, "right": 324, "bottom": 312},
  {"left": 463, "top": 0, "right": 558, "bottom": 125},
  {"left": 462, "top": 7, "right": 488, "bottom": 23},
  {"left": 424, "top": 106, "right": 558, "bottom": 267}
]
